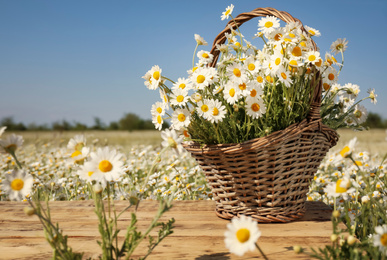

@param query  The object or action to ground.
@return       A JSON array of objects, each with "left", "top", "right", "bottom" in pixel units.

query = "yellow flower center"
[
  {"left": 157, "top": 115, "right": 162, "bottom": 124},
  {"left": 176, "top": 95, "right": 184, "bottom": 103},
  {"left": 197, "top": 75, "right": 205, "bottom": 84},
  {"left": 156, "top": 107, "right": 163, "bottom": 114},
  {"left": 71, "top": 150, "right": 82, "bottom": 158},
  {"left": 213, "top": 107, "right": 219, "bottom": 116},
  {"left": 179, "top": 83, "right": 186, "bottom": 89},
  {"left": 236, "top": 228, "right": 250, "bottom": 243},
  {"left": 315, "top": 59, "right": 322, "bottom": 67},
  {"left": 192, "top": 67, "right": 198, "bottom": 72},
  {"left": 308, "top": 55, "right": 316, "bottom": 62},
  {"left": 234, "top": 42, "right": 241, "bottom": 47},
  {"left": 99, "top": 160, "right": 113, "bottom": 173},
  {"left": 275, "top": 57, "right": 281, "bottom": 66},
  {"left": 233, "top": 68, "right": 241, "bottom": 77},
  {"left": 178, "top": 113, "right": 186, "bottom": 122},
  {"left": 381, "top": 234, "right": 387, "bottom": 246},
  {"left": 202, "top": 53, "right": 209, "bottom": 59},
  {"left": 256, "top": 76, "right": 263, "bottom": 83},
  {"left": 225, "top": 9, "right": 231, "bottom": 16},
  {"left": 323, "top": 83, "right": 331, "bottom": 91},
  {"left": 289, "top": 32, "right": 296, "bottom": 38},
  {"left": 250, "top": 89, "right": 257, "bottom": 97},
  {"left": 248, "top": 63, "right": 255, "bottom": 71},
  {"left": 251, "top": 103, "right": 260, "bottom": 112},
  {"left": 153, "top": 71, "right": 160, "bottom": 80},
  {"left": 5, "top": 144, "right": 17, "bottom": 153},
  {"left": 281, "top": 72, "right": 287, "bottom": 80},
  {"left": 300, "top": 41, "right": 307, "bottom": 47},
  {"left": 239, "top": 83, "right": 247, "bottom": 90},
  {"left": 340, "top": 146, "right": 350, "bottom": 158},
  {"left": 264, "top": 21, "right": 273, "bottom": 28},
  {"left": 274, "top": 33, "right": 282, "bottom": 41},
  {"left": 289, "top": 60, "right": 298, "bottom": 68},
  {"left": 332, "top": 56, "right": 337, "bottom": 63},
  {"left": 354, "top": 161, "right": 363, "bottom": 166},
  {"left": 292, "top": 46, "right": 302, "bottom": 57},
  {"left": 308, "top": 29, "right": 316, "bottom": 36},
  {"left": 335, "top": 179, "right": 348, "bottom": 193},
  {"left": 328, "top": 73, "right": 335, "bottom": 81},
  {"left": 88, "top": 171, "right": 94, "bottom": 177},
  {"left": 201, "top": 104, "right": 209, "bottom": 112},
  {"left": 266, "top": 76, "right": 274, "bottom": 83},
  {"left": 183, "top": 130, "right": 190, "bottom": 138},
  {"left": 229, "top": 88, "right": 235, "bottom": 97},
  {"left": 11, "top": 178, "right": 24, "bottom": 191}
]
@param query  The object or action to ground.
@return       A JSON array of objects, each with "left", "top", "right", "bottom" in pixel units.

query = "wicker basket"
[{"left": 183, "top": 7, "right": 339, "bottom": 223}]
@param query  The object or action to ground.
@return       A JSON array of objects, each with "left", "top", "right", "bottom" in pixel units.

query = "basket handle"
[{"left": 209, "top": 7, "right": 322, "bottom": 112}]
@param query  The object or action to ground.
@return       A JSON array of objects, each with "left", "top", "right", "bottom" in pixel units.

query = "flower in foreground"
[
  {"left": 161, "top": 128, "right": 184, "bottom": 154},
  {"left": 194, "top": 34, "right": 208, "bottom": 46},
  {"left": 0, "top": 133, "right": 24, "bottom": 154},
  {"left": 224, "top": 215, "right": 261, "bottom": 256},
  {"left": 83, "top": 147, "right": 125, "bottom": 185},
  {"left": 373, "top": 224, "right": 387, "bottom": 255},
  {"left": 330, "top": 38, "right": 348, "bottom": 55},
  {"left": 2, "top": 169, "right": 33, "bottom": 201}
]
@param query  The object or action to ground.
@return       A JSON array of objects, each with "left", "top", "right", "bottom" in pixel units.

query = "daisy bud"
[
  {"left": 347, "top": 235, "right": 357, "bottom": 245},
  {"left": 330, "top": 234, "right": 338, "bottom": 242},
  {"left": 23, "top": 206, "right": 36, "bottom": 216},
  {"left": 93, "top": 184, "right": 103, "bottom": 194},
  {"left": 129, "top": 196, "right": 139, "bottom": 206},
  {"left": 332, "top": 210, "right": 340, "bottom": 218},
  {"left": 293, "top": 245, "right": 303, "bottom": 254}
]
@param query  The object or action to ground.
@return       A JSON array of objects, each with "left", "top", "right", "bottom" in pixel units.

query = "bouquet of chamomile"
[{"left": 143, "top": 4, "right": 376, "bottom": 145}]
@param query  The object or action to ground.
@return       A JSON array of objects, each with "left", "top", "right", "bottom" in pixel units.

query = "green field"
[{"left": 6, "top": 128, "right": 386, "bottom": 156}]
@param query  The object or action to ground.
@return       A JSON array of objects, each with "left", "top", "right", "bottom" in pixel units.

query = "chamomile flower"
[
  {"left": 159, "top": 89, "right": 170, "bottom": 108},
  {"left": 304, "top": 25, "right": 321, "bottom": 37},
  {"left": 0, "top": 134, "right": 24, "bottom": 154},
  {"left": 196, "top": 99, "right": 212, "bottom": 118},
  {"left": 237, "top": 80, "right": 253, "bottom": 97},
  {"left": 223, "top": 83, "right": 240, "bottom": 105},
  {"left": 276, "top": 66, "right": 292, "bottom": 88},
  {"left": 207, "top": 99, "right": 226, "bottom": 123},
  {"left": 170, "top": 88, "right": 189, "bottom": 107},
  {"left": 304, "top": 50, "right": 321, "bottom": 65},
  {"left": 373, "top": 224, "right": 387, "bottom": 255},
  {"left": 197, "top": 50, "right": 214, "bottom": 65},
  {"left": 2, "top": 169, "right": 33, "bottom": 201},
  {"left": 151, "top": 101, "right": 166, "bottom": 117},
  {"left": 227, "top": 62, "right": 247, "bottom": 84},
  {"left": 324, "top": 176, "right": 356, "bottom": 200},
  {"left": 245, "top": 97, "right": 266, "bottom": 119},
  {"left": 244, "top": 56, "right": 260, "bottom": 74},
  {"left": 248, "top": 83, "right": 264, "bottom": 99},
  {"left": 216, "top": 43, "right": 229, "bottom": 53},
  {"left": 258, "top": 16, "right": 280, "bottom": 36},
  {"left": 70, "top": 146, "right": 90, "bottom": 165},
  {"left": 161, "top": 128, "right": 184, "bottom": 154},
  {"left": 330, "top": 38, "right": 348, "bottom": 55},
  {"left": 323, "top": 67, "right": 338, "bottom": 85},
  {"left": 149, "top": 65, "right": 163, "bottom": 89},
  {"left": 338, "top": 137, "right": 357, "bottom": 159},
  {"left": 191, "top": 67, "right": 213, "bottom": 90},
  {"left": 172, "top": 108, "right": 191, "bottom": 130},
  {"left": 152, "top": 113, "right": 164, "bottom": 130},
  {"left": 224, "top": 215, "right": 262, "bottom": 256},
  {"left": 353, "top": 105, "right": 368, "bottom": 124},
  {"left": 194, "top": 34, "right": 208, "bottom": 46},
  {"left": 368, "top": 88, "right": 377, "bottom": 104},
  {"left": 221, "top": 4, "right": 234, "bottom": 20},
  {"left": 85, "top": 147, "right": 125, "bottom": 184},
  {"left": 270, "top": 52, "right": 285, "bottom": 72},
  {"left": 77, "top": 161, "right": 99, "bottom": 183},
  {"left": 172, "top": 77, "right": 192, "bottom": 91}
]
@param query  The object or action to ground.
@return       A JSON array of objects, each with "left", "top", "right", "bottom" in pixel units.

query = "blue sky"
[{"left": 1, "top": 0, "right": 386, "bottom": 126}]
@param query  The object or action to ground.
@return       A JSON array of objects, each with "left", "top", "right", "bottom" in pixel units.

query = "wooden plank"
[{"left": 0, "top": 200, "right": 334, "bottom": 259}]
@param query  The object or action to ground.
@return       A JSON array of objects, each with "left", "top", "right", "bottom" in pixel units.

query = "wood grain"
[{"left": 0, "top": 200, "right": 334, "bottom": 259}]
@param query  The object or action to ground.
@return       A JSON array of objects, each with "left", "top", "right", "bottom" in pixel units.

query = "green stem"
[{"left": 192, "top": 43, "right": 199, "bottom": 69}]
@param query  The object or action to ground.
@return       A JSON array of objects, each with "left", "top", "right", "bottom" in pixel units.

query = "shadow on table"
[{"left": 195, "top": 252, "right": 231, "bottom": 260}]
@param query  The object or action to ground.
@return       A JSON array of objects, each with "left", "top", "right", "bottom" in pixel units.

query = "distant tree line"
[
  {"left": 0, "top": 113, "right": 169, "bottom": 131},
  {"left": 1, "top": 112, "right": 386, "bottom": 132}
]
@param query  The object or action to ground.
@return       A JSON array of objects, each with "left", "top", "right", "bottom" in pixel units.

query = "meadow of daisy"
[{"left": 1, "top": 127, "right": 387, "bottom": 258}]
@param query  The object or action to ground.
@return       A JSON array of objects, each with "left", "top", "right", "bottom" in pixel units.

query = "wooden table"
[{"left": 0, "top": 200, "right": 333, "bottom": 259}]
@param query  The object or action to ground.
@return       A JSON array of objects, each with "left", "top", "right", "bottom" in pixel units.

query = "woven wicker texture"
[{"left": 183, "top": 7, "right": 339, "bottom": 223}]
